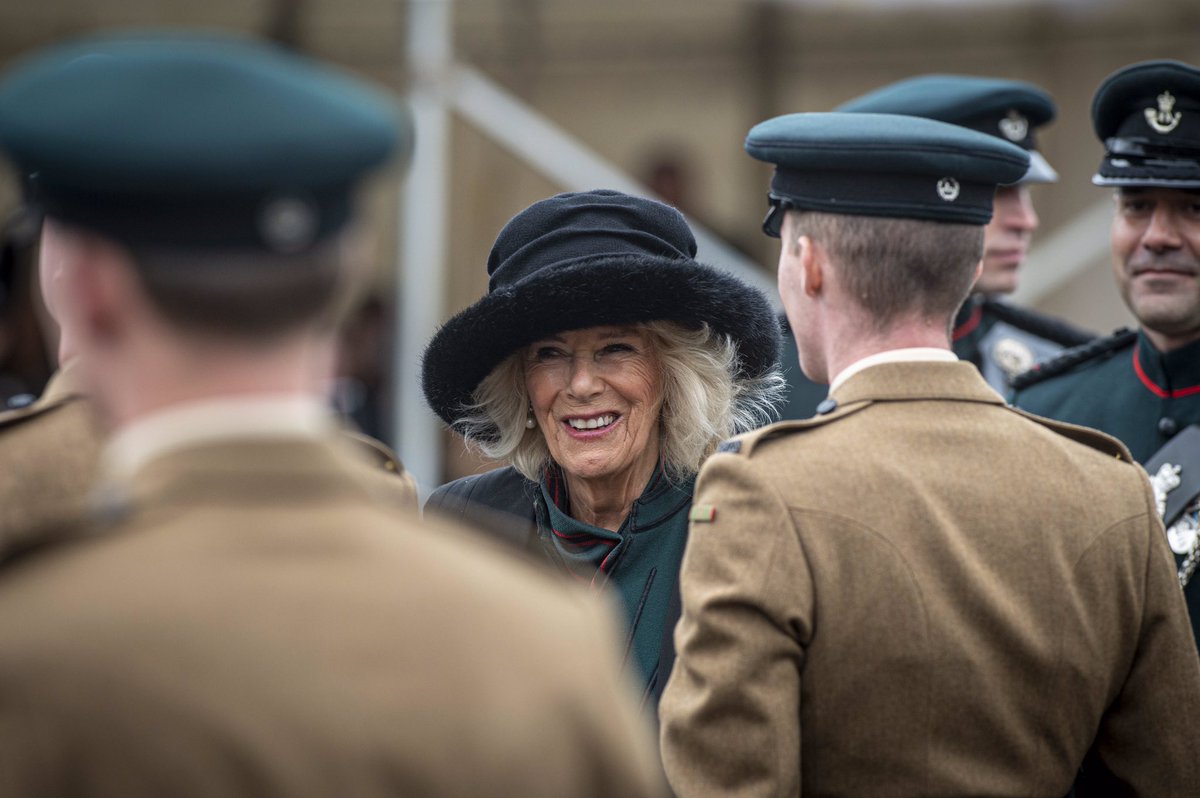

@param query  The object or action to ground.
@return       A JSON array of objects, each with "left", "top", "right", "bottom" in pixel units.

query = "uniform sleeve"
[
  {"left": 659, "top": 451, "right": 812, "bottom": 798},
  {"left": 1086, "top": 487, "right": 1200, "bottom": 796},
  {"left": 550, "top": 588, "right": 672, "bottom": 798},
  {"left": 0, "top": 674, "right": 66, "bottom": 796}
]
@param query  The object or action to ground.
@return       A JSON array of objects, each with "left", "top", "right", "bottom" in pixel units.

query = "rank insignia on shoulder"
[
  {"left": 815, "top": 398, "right": 838, "bottom": 415},
  {"left": 689, "top": 504, "right": 717, "bottom": 523},
  {"left": 5, "top": 393, "right": 36, "bottom": 410},
  {"left": 716, "top": 439, "right": 741, "bottom": 454}
]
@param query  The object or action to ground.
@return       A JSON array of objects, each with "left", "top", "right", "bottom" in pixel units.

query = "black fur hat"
[{"left": 421, "top": 189, "right": 780, "bottom": 428}]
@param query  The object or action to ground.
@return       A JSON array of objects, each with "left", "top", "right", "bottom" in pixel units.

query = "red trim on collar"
[
  {"left": 1133, "top": 347, "right": 1200, "bottom": 398},
  {"left": 952, "top": 304, "right": 983, "bottom": 342}
]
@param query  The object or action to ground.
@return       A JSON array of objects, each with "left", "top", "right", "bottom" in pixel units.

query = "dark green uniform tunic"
[
  {"left": 1012, "top": 329, "right": 1200, "bottom": 652},
  {"left": 1012, "top": 330, "right": 1200, "bottom": 464},
  {"left": 536, "top": 464, "right": 694, "bottom": 707},
  {"left": 952, "top": 296, "right": 1094, "bottom": 394}
]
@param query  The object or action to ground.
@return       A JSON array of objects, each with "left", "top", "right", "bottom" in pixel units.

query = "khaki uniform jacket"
[
  {"left": 660, "top": 360, "right": 1200, "bottom": 797},
  {"left": 0, "top": 362, "right": 98, "bottom": 551},
  {"left": 0, "top": 436, "right": 666, "bottom": 798},
  {"left": 0, "top": 366, "right": 418, "bottom": 560}
]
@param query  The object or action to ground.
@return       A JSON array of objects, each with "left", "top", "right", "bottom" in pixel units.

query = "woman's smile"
[{"left": 563, "top": 412, "right": 620, "bottom": 436}]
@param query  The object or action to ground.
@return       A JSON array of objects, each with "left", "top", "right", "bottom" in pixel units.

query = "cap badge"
[
  {"left": 259, "top": 195, "right": 318, "bottom": 253},
  {"left": 936, "top": 177, "right": 960, "bottom": 202},
  {"left": 998, "top": 110, "right": 1028, "bottom": 142},
  {"left": 1145, "top": 91, "right": 1182, "bottom": 135}
]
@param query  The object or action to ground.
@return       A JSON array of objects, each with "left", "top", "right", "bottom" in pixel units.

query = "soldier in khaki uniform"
[
  {"left": 0, "top": 33, "right": 665, "bottom": 798},
  {"left": 659, "top": 112, "right": 1200, "bottom": 796},
  {"left": 0, "top": 103, "right": 416, "bottom": 555}
]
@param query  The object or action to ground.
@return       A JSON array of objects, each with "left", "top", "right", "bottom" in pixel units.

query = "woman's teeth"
[{"left": 567, "top": 415, "right": 615, "bottom": 430}]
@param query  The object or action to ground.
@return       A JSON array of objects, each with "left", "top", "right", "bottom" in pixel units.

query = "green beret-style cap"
[
  {"left": 835, "top": 74, "right": 1057, "bottom": 183},
  {"left": 0, "top": 31, "right": 412, "bottom": 252},
  {"left": 745, "top": 112, "right": 1030, "bottom": 230},
  {"left": 1091, "top": 59, "right": 1200, "bottom": 188}
]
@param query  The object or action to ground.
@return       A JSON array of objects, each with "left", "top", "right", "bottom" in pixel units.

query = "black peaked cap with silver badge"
[
  {"left": 746, "top": 112, "right": 1030, "bottom": 229},
  {"left": 1092, "top": 59, "right": 1200, "bottom": 188},
  {"left": 0, "top": 31, "right": 409, "bottom": 253},
  {"left": 835, "top": 74, "right": 1058, "bottom": 184}
]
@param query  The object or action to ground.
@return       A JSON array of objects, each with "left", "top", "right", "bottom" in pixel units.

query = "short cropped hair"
[
  {"left": 791, "top": 211, "right": 984, "bottom": 330},
  {"left": 129, "top": 233, "right": 365, "bottom": 340},
  {"left": 453, "top": 320, "right": 785, "bottom": 483}
]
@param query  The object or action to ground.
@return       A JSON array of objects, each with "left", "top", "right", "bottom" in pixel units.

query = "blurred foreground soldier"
[
  {"left": 0, "top": 33, "right": 664, "bottom": 798},
  {"left": 837, "top": 74, "right": 1094, "bottom": 390},
  {"left": 0, "top": 58, "right": 418, "bottom": 551},
  {"left": 659, "top": 112, "right": 1200, "bottom": 796},
  {"left": 0, "top": 226, "right": 416, "bottom": 551},
  {"left": 1013, "top": 60, "right": 1200, "bottom": 651}
]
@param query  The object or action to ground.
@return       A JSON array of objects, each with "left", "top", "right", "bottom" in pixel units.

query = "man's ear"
[
  {"left": 62, "top": 235, "right": 138, "bottom": 349},
  {"left": 798, "top": 234, "right": 823, "bottom": 298}
]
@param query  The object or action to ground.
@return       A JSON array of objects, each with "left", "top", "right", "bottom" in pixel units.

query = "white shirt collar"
[
  {"left": 829, "top": 348, "right": 958, "bottom": 394},
  {"left": 104, "top": 394, "right": 335, "bottom": 481}
]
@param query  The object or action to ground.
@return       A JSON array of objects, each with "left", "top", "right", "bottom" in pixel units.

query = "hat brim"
[
  {"left": 421, "top": 253, "right": 781, "bottom": 428},
  {"left": 1019, "top": 150, "right": 1058, "bottom": 184}
]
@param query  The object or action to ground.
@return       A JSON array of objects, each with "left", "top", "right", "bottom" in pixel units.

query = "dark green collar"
[
  {"left": 535, "top": 462, "right": 694, "bottom": 703},
  {"left": 953, "top": 295, "right": 985, "bottom": 342},
  {"left": 1135, "top": 331, "right": 1200, "bottom": 398}
]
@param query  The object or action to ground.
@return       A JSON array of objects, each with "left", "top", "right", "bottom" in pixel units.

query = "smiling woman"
[{"left": 421, "top": 189, "right": 783, "bottom": 711}]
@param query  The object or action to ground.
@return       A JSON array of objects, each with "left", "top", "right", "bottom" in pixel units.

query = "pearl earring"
[{"left": 525, "top": 407, "right": 536, "bottom": 429}]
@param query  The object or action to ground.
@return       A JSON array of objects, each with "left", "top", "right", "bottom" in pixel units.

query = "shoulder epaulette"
[
  {"left": 1009, "top": 407, "right": 1134, "bottom": 463},
  {"left": 715, "top": 400, "right": 870, "bottom": 458},
  {"left": 1010, "top": 327, "right": 1138, "bottom": 391},
  {"left": 339, "top": 429, "right": 404, "bottom": 475},
  {"left": 0, "top": 392, "right": 72, "bottom": 432},
  {"left": 983, "top": 299, "right": 1096, "bottom": 348}
]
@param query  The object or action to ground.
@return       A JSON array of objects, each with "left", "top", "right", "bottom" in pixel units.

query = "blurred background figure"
[
  {"left": 837, "top": 74, "right": 1095, "bottom": 391},
  {"left": 422, "top": 189, "right": 783, "bottom": 711},
  {"left": 331, "top": 293, "right": 393, "bottom": 440},
  {"left": 0, "top": 32, "right": 665, "bottom": 798}
]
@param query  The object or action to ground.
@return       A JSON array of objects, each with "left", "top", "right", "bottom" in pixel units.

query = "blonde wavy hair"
[{"left": 451, "top": 321, "right": 785, "bottom": 482}]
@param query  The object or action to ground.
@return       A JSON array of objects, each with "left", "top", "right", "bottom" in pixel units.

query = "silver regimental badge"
[
  {"left": 1177, "top": 499, "right": 1200, "bottom": 588},
  {"left": 998, "top": 110, "right": 1028, "bottom": 142},
  {"left": 992, "top": 337, "right": 1034, "bottom": 378},
  {"left": 1167, "top": 509, "right": 1199, "bottom": 557},
  {"left": 1145, "top": 90, "right": 1182, "bottom": 134},
  {"left": 1150, "top": 462, "right": 1181, "bottom": 518},
  {"left": 936, "top": 177, "right": 960, "bottom": 202}
]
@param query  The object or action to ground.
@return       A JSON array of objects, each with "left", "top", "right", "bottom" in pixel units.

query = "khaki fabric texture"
[
  {"left": 0, "top": 437, "right": 666, "bottom": 798},
  {"left": 660, "top": 360, "right": 1200, "bottom": 797},
  {"left": 0, "top": 366, "right": 418, "bottom": 561},
  {"left": 0, "top": 363, "right": 99, "bottom": 552}
]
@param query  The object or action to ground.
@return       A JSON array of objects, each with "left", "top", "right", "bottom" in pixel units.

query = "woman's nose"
[{"left": 566, "top": 356, "right": 604, "bottom": 400}]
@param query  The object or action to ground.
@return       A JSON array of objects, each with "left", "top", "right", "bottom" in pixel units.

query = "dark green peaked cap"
[
  {"left": 835, "top": 74, "right": 1057, "bottom": 183},
  {"left": 745, "top": 112, "right": 1030, "bottom": 227},
  {"left": 1091, "top": 59, "right": 1200, "bottom": 188},
  {"left": 0, "top": 31, "right": 411, "bottom": 252}
]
